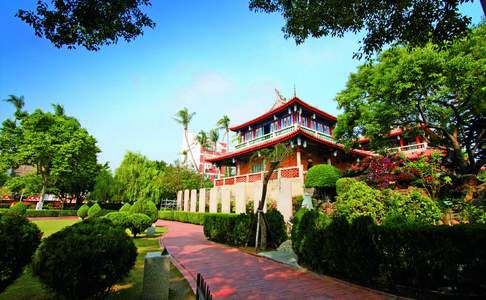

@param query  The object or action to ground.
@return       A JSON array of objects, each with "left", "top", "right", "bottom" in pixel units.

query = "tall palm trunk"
[
  {"left": 226, "top": 129, "right": 230, "bottom": 151},
  {"left": 185, "top": 129, "right": 199, "bottom": 171}
]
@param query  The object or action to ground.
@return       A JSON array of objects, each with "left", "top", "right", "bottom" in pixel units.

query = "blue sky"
[{"left": 0, "top": 1, "right": 483, "bottom": 169}]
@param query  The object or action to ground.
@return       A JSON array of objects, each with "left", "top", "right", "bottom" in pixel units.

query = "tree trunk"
[
  {"left": 226, "top": 129, "right": 230, "bottom": 151},
  {"left": 255, "top": 162, "right": 278, "bottom": 250},
  {"left": 185, "top": 130, "right": 199, "bottom": 171},
  {"left": 481, "top": 0, "right": 486, "bottom": 16},
  {"left": 37, "top": 183, "right": 46, "bottom": 210}
]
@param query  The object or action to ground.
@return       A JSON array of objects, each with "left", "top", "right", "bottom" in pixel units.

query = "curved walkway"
[{"left": 156, "top": 220, "right": 390, "bottom": 300}]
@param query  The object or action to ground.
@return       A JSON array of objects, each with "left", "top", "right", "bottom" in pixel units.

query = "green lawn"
[{"left": 0, "top": 219, "right": 194, "bottom": 300}]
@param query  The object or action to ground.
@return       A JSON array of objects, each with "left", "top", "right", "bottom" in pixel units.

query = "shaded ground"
[
  {"left": 0, "top": 218, "right": 194, "bottom": 300},
  {"left": 157, "top": 220, "right": 392, "bottom": 300}
]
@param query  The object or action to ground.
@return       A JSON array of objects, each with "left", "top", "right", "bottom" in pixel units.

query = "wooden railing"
[{"left": 214, "top": 166, "right": 301, "bottom": 187}]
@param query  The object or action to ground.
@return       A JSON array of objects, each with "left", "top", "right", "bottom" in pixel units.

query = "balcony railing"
[
  {"left": 214, "top": 166, "right": 301, "bottom": 187},
  {"left": 389, "top": 142, "right": 428, "bottom": 153},
  {"left": 234, "top": 124, "right": 333, "bottom": 150}
]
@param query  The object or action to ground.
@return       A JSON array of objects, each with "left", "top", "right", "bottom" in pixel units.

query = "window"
[{"left": 251, "top": 160, "right": 265, "bottom": 173}]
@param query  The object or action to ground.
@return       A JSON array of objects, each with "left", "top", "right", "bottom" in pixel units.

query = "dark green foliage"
[
  {"left": 0, "top": 209, "right": 78, "bottom": 217},
  {"left": 104, "top": 212, "right": 129, "bottom": 228},
  {"left": 249, "top": 0, "right": 474, "bottom": 59},
  {"left": 77, "top": 204, "right": 89, "bottom": 219},
  {"left": 203, "top": 209, "right": 287, "bottom": 249},
  {"left": 87, "top": 203, "right": 102, "bottom": 218},
  {"left": 32, "top": 218, "right": 136, "bottom": 300},
  {"left": 158, "top": 210, "right": 206, "bottom": 225},
  {"left": 305, "top": 164, "right": 341, "bottom": 188},
  {"left": 8, "top": 202, "right": 27, "bottom": 216},
  {"left": 335, "top": 177, "right": 358, "bottom": 196},
  {"left": 127, "top": 213, "right": 152, "bottom": 237},
  {"left": 16, "top": 0, "right": 155, "bottom": 51},
  {"left": 292, "top": 208, "right": 486, "bottom": 296},
  {"left": 129, "top": 199, "right": 158, "bottom": 223},
  {"left": 0, "top": 214, "right": 41, "bottom": 293},
  {"left": 119, "top": 203, "right": 131, "bottom": 212}
]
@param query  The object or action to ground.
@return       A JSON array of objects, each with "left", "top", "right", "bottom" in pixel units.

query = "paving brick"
[{"left": 157, "top": 220, "right": 390, "bottom": 300}]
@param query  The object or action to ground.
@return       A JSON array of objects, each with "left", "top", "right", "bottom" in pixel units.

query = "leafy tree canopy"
[
  {"left": 333, "top": 24, "right": 486, "bottom": 174},
  {"left": 249, "top": 0, "right": 481, "bottom": 58},
  {"left": 16, "top": 0, "right": 155, "bottom": 51}
]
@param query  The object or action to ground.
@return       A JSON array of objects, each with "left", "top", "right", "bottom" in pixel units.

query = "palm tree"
[
  {"left": 196, "top": 130, "right": 210, "bottom": 150},
  {"left": 216, "top": 115, "right": 231, "bottom": 150},
  {"left": 250, "top": 143, "right": 294, "bottom": 249},
  {"left": 3, "top": 95, "right": 27, "bottom": 121},
  {"left": 209, "top": 128, "right": 220, "bottom": 152},
  {"left": 173, "top": 108, "right": 198, "bottom": 170},
  {"left": 52, "top": 103, "right": 65, "bottom": 116}
]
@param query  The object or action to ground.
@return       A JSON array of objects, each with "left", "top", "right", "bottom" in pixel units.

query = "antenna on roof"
[{"left": 293, "top": 84, "right": 297, "bottom": 98}]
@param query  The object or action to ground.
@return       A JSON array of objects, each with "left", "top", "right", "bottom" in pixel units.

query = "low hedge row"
[
  {"left": 158, "top": 210, "right": 206, "bottom": 225},
  {"left": 293, "top": 208, "right": 486, "bottom": 297},
  {"left": 203, "top": 209, "right": 287, "bottom": 249},
  {"left": 0, "top": 209, "right": 115, "bottom": 218}
]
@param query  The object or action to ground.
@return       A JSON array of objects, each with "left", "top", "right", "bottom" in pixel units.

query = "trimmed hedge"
[
  {"left": 0, "top": 213, "right": 42, "bottom": 293},
  {"left": 158, "top": 210, "right": 206, "bottom": 225},
  {"left": 129, "top": 200, "right": 158, "bottom": 223},
  {"left": 203, "top": 209, "right": 287, "bottom": 248},
  {"left": 32, "top": 218, "right": 136, "bottom": 300},
  {"left": 77, "top": 204, "right": 89, "bottom": 219},
  {"left": 0, "top": 209, "right": 79, "bottom": 217},
  {"left": 292, "top": 208, "right": 486, "bottom": 297},
  {"left": 8, "top": 202, "right": 28, "bottom": 216}
]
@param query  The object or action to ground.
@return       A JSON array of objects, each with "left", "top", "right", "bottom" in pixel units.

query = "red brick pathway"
[{"left": 156, "top": 220, "right": 390, "bottom": 300}]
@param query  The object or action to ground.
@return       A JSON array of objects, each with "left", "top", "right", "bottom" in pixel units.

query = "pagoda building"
[{"left": 207, "top": 95, "right": 372, "bottom": 192}]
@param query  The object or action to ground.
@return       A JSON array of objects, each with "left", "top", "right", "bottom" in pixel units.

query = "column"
[
  {"left": 277, "top": 180, "right": 292, "bottom": 223},
  {"left": 235, "top": 184, "right": 246, "bottom": 214},
  {"left": 209, "top": 187, "right": 219, "bottom": 213},
  {"left": 176, "top": 190, "right": 183, "bottom": 211},
  {"left": 221, "top": 187, "right": 231, "bottom": 213},
  {"left": 190, "top": 189, "right": 197, "bottom": 212},
  {"left": 198, "top": 188, "right": 206, "bottom": 213},
  {"left": 183, "top": 189, "right": 190, "bottom": 211}
]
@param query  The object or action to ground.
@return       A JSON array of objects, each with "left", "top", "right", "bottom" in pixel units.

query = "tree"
[
  {"left": 4, "top": 173, "right": 43, "bottom": 200},
  {"left": 16, "top": 0, "right": 155, "bottom": 51},
  {"left": 333, "top": 24, "right": 486, "bottom": 175},
  {"left": 174, "top": 108, "right": 198, "bottom": 170},
  {"left": 0, "top": 100, "right": 100, "bottom": 209},
  {"left": 250, "top": 143, "right": 293, "bottom": 249},
  {"left": 209, "top": 128, "right": 220, "bottom": 152},
  {"left": 196, "top": 130, "right": 210, "bottom": 151},
  {"left": 217, "top": 115, "right": 231, "bottom": 149},
  {"left": 249, "top": 0, "right": 481, "bottom": 59},
  {"left": 89, "top": 166, "right": 115, "bottom": 202}
]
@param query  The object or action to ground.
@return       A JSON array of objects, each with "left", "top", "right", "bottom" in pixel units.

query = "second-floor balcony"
[{"left": 234, "top": 123, "right": 333, "bottom": 150}]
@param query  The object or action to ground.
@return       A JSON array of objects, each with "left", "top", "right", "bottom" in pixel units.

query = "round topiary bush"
[
  {"left": 336, "top": 177, "right": 359, "bottom": 196},
  {"left": 32, "top": 218, "right": 137, "bottom": 300},
  {"left": 119, "top": 203, "right": 131, "bottom": 213},
  {"left": 77, "top": 204, "right": 90, "bottom": 220},
  {"left": 335, "top": 181, "right": 385, "bottom": 222},
  {"left": 305, "top": 164, "right": 341, "bottom": 201},
  {"left": 104, "top": 212, "right": 129, "bottom": 228},
  {"left": 129, "top": 199, "right": 158, "bottom": 223},
  {"left": 8, "top": 202, "right": 27, "bottom": 216},
  {"left": 87, "top": 203, "right": 102, "bottom": 218},
  {"left": 0, "top": 213, "right": 41, "bottom": 293},
  {"left": 265, "top": 209, "right": 288, "bottom": 248},
  {"left": 127, "top": 213, "right": 152, "bottom": 237}
]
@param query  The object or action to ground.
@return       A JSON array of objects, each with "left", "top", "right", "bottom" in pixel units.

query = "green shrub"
[
  {"left": 0, "top": 209, "right": 80, "bottom": 217},
  {"left": 335, "top": 177, "right": 358, "bottom": 196},
  {"left": 104, "top": 212, "right": 129, "bottom": 228},
  {"left": 0, "top": 213, "right": 41, "bottom": 293},
  {"left": 203, "top": 209, "right": 286, "bottom": 249},
  {"left": 335, "top": 181, "right": 385, "bottom": 222},
  {"left": 383, "top": 190, "right": 441, "bottom": 225},
  {"left": 87, "top": 203, "right": 102, "bottom": 218},
  {"left": 292, "top": 195, "right": 303, "bottom": 213},
  {"left": 305, "top": 164, "right": 341, "bottom": 188},
  {"left": 32, "top": 218, "right": 136, "bottom": 300},
  {"left": 8, "top": 202, "right": 27, "bottom": 216},
  {"left": 158, "top": 211, "right": 205, "bottom": 225},
  {"left": 119, "top": 203, "right": 131, "bottom": 212},
  {"left": 129, "top": 199, "right": 158, "bottom": 223},
  {"left": 127, "top": 213, "right": 152, "bottom": 237},
  {"left": 292, "top": 208, "right": 486, "bottom": 297},
  {"left": 77, "top": 204, "right": 90, "bottom": 219}
]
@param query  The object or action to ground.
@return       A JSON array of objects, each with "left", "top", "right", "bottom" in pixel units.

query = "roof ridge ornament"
[{"left": 269, "top": 88, "right": 287, "bottom": 112}]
